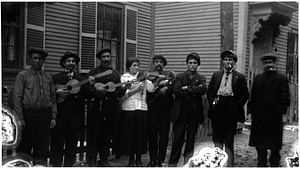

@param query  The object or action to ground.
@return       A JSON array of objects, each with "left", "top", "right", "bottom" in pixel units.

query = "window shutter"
[
  {"left": 286, "top": 32, "right": 296, "bottom": 75},
  {"left": 25, "top": 2, "right": 45, "bottom": 69},
  {"left": 79, "top": 2, "right": 97, "bottom": 73},
  {"left": 124, "top": 6, "right": 138, "bottom": 72}
]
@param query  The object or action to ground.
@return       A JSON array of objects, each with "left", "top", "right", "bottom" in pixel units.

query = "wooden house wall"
[
  {"left": 45, "top": 2, "right": 80, "bottom": 75},
  {"left": 274, "top": 10, "right": 298, "bottom": 74},
  {"left": 125, "top": 2, "right": 152, "bottom": 70},
  {"left": 154, "top": 2, "right": 221, "bottom": 82}
]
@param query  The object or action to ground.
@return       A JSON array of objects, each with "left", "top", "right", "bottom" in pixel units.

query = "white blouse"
[{"left": 121, "top": 72, "right": 155, "bottom": 111}]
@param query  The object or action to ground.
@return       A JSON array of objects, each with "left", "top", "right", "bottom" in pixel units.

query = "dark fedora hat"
[
  {"left": 153, "top": 55, "right": 167, "bottom": 66},
  {"left": 260, "top": 53, "right": 278, "bottom": 62},
  {"left": 28, "top": 48, "right": 48, "bottom": 58},
  {"left": 60, "top": 51, "right": 80, "bottom": 68},
  {"left": 221, "top": 50, "right": 237, "bottom": 62},
  {"left": 96, "top": 48, "right": 111, "bottom": 58}
]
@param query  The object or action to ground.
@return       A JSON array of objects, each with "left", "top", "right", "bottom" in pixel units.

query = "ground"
[{"left": 75, "top": 125, "right": 298, "bottom": 167}]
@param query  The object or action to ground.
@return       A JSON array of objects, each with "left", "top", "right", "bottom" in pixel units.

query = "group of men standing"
[{"left": 13, "top": 47, "right": 290, "bottom": 167}]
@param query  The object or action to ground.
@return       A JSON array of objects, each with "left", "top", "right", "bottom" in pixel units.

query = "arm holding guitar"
[{"left": 56, "top": 88, "right": 70, "bottom": 98}]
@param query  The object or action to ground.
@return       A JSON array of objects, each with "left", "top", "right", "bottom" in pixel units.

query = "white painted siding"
[
  {"left": 154, "top": 2, "right": 221, "bottom": 82},
  {"left": 45, "top": 2, "right": 80, "bottom": 75},
  {"left": 233, "top": 2, "right": 251, "bottom": 80}
]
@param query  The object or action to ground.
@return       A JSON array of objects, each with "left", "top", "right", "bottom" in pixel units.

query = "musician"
[
  {"left": 113, "top": 57, "right": 156, "bottom": 167},
  {"left": 207, "top": 50, "right": 249, "bottom": 167},
  {"left": 50, "top": 51, "right": 85, "bottom": 167},
  {"left": 168, "top": 52, "right": 207, "bottom": 167},
  {"left": 86, "top": 48, "right": 127, "bottom": 167},
  {"left": 147, "top": 55, "right": 175, "bottom": 167},
  {"left": 13, "top": 48, "right": 57, "bottom": 166}
]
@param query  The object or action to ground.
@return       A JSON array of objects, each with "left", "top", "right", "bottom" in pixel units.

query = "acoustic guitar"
[
  {"left": 55, "top": 70, "right": 112, "bottom": 103},
  {"left": 94, "top": 80, "right": 136, "bottom": 92}
]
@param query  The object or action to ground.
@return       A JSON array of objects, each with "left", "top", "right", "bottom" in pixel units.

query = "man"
[
  {"left": 147, "top": 55, "right": 175, "bottom": 167},
  {"left": 50, "top": 51, "right": 85, "bottom": 167},
  {"left": 249, "top": 53, "right": 290, "bottom": 167},
  {"left": 168, "top": 52, "right": 207, "bottom": 167},
  {"left": 13, "top": 48, "right": 57, "bottom": 166},
  {"left": 86, "top": 48, "right": 127, "bottom": 167},
  {"left": 207, "top": 50, "right": 249, "bottom": 167}
]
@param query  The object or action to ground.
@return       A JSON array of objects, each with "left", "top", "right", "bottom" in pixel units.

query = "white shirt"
[{"left": 121, "top": 72, "right": 155, "bottom": 111}]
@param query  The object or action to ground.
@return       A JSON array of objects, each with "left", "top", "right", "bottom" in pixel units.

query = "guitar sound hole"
[
  {"left": 67, "top": 86, "right": 72, "bottom": 91},
  {"left": 104, "top": 86, "right": 109, "bottom": 89}
]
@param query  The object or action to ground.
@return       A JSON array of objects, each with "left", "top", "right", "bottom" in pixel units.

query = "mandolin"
[
  {"left": 94, "top": 80, "right": 136, "bottom": 92},
  {"left": 55, "top": 70, "right": 113, "bottom": 103}
]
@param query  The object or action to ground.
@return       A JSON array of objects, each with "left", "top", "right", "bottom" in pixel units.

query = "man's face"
[
  {"left": 99, "top": 52, "right": 111, "bottom": 66},
  {"left": 63, "top": 57, "right": 76, "bottom": 71},
  {"left": 30, "top": 53, "right": 45, "bottom": 69},
  {"left": 263, "top": 59, "right": 275, "bottom": 71},
  {"left": 153, "top": 59, "right": 164, "bottom": 71},
  {"left": 187, "top": 58, "right": 198, "bottom": 72},
  {"left": 222, "top": 56, "right": 235, "bottom": 70}
]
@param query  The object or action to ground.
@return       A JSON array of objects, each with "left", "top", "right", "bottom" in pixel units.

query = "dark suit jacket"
[
  {"left": 170, "top": 70, "right": 207, "bottom": 123},
  {"left": 207, "top": 69, "right": 249, "bottom": 122},
  {"left": 52, "top": 72, "right": 86, "bottom": 129}
]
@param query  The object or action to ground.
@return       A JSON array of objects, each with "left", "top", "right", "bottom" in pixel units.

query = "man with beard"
[
  {"left": 13, "top": 48, "right": 57, "bottom": 166},
  {"left": 249, "top": 53, "right": 290, "bottom": 167},
  {"left": 168, "top": 53, "right": 207, "bottom": 167},
  {"left": 86, "top": 48, "right": 127, "bottom": 167},
  {"left": 147, "top": 55, "right": 175, "bottom": 167},
  {"left": 207, "top": 50, "right": 249, "bottom": 167},
  {"left": 50, "top": 51, "right": 85, "bottom": 167}
]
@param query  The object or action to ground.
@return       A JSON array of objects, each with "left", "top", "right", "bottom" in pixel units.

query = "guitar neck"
[
  {"left": 114, "top": 81, "right": 131, "bottom": 88},
  {"left": 72, "top": 70, "right": 112, "bottom": 88}
]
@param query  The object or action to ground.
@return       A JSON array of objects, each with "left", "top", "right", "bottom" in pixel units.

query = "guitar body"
[
  {"left": 55, "top": 79, "right": 81, "bottom": 94},
  {"left": 94, "top": 82, "right": 116, "bottom": 92}
]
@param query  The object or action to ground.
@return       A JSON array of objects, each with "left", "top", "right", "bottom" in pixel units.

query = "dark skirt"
[{"left": 113, "top": 110, "right": 148, "bottom": 155}]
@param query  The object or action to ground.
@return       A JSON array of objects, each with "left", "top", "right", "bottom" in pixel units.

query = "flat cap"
[
  {"left": 96, "top": 48, "right": 111, "bottom": 58},
  {"left": 260, "top": 53, "right": 278, "bottom": 61},
  {"left": 221, "top": 50, "right": 237, "bottom": 62},
  {"left": 28, "top": 48, "right": 48, "bottom": 58}
]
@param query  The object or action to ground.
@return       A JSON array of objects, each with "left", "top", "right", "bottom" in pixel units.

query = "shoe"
[
  {"left": 147, "top": 161, "right": 156, "bottom": 167},
  {"left": 157, "top": 160, "right": 163, "bottom": 167},
  {"left": 97, "top": 160, "right": 111, "bottom": 167},
  {"left": 135, "top": 160, "right": 143, "bottom": 167},
  {"left": 128, "top": 160, "right": 135, "bottom": 167}
]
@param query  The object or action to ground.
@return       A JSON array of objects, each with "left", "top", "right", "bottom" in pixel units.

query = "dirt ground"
[{"left": 75, "top": 125, "right": 298, "bottom": 167}]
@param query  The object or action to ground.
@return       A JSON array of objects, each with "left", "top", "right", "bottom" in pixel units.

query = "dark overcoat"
[
  {"left": 52, "top": 72, "right": 86, "bottom": 129},
  {"left": 170, "top": 71, "right": 207, "bottom": 124},
  {"left": 249, "top": 71, "right": 290, "bottom": 150},
  {"left": 207, "top": 70, "right": 249, "bottom": 122}
]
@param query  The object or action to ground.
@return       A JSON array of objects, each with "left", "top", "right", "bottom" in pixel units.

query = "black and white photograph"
[{"left": 1, "top": 1, "right": 299, "bottom": 167}]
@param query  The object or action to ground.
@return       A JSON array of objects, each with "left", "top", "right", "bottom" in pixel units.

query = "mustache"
[{"left": 155, "top": 65, "right": 162, "bottom": 69}]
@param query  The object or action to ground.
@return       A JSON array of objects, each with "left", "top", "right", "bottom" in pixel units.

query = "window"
[
  {"left": 1, "top": 2, "right": 24, "bottom": 69},
  {"left": 97, "top": 3, "right": 122, "bottom": 71},
  {"left": 286, "top": 32, "right": 298, "bottom": 77}
]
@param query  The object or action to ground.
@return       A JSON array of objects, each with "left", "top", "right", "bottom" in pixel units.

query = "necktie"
[{"left": 225, "top": 72, "right": 230, "bottom": 86}]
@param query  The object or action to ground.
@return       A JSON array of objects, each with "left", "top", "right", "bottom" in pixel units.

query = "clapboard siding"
[
  {"left": 125, "top": 2, "right": 152, "bottom": 70},
  {"left": 273, "top": 10, "right": 298, "bottom": 74},
  {"left": 45, "top": 2, "right": 80, "bottom": 74},
  {"left": 155, "top": 2, "right": 221, "bottom": 81}
]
